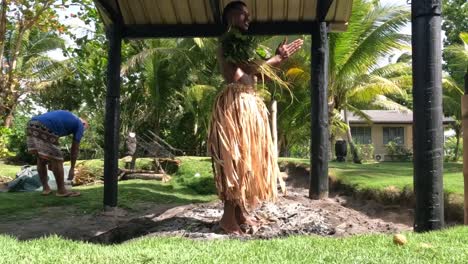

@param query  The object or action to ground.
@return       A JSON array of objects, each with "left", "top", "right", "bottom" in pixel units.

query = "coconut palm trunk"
[
  {"left": 454, "top": 127, "right": 461, "bottom": 161},
  {"left": 343, "top": 107, "right": 361, "bottom": 163}
]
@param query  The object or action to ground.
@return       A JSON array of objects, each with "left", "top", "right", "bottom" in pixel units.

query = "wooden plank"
[
  {"left": 252, "top": 0, "right": 257, "bottom": 20},
  {"left": 271, "top": 0, "right": 286, "bottom": 20},
  {"left": 137, "top": 0, "right": 153, "bottom": 24},
  {"left": 329, "top": 22, "right": 348, "bottom": 32},
  {"left": 203, "top": 0, "right": 213, "bottom": 23},
  {"left": 287, "top": 0, "right": 301, "bottom": 21},
  {"left": 140, "top": 0, "right": 162, "bottom": 24},
  {"left": 333, "top": 0, "right": 353, "bottom": 22},
  {"left": 127, "top": 0, "right": 146, "bottom": 24},
  {"left": 158, "top": 0, "right": 178, "bottom": 24},
  {"left": 255, "top": 0, "right": 269, "bottom": 21},
  {"left": 208, "top": 0, "right": 222, "bottom": 24},
  {"left": 243, "top": 0, "right": 255, "bottom": 20},
  {"left": 122, "top": 173, "right": 167, "bottom": 180},
  {"left": 117, "top": 0, "right": 135, "bottom": 24},
  {"left": 299, "top": 0, "right": 304, "bottom": 20},
  {"left": 303, "top": 0, "right": 317, "bottom": 20},
  {"left": 174, "top": 0, "right": 193, "bottom": 24},
  {"left": 190, "top": 0, "right": 210, "bottom": 24},
  {"left": 342, "top": 0, "right": 353, "bottom": 21}
]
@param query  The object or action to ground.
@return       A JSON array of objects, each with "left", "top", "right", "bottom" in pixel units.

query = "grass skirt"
[{"left": 208, "top": 83, "right": 284, "bottom": 210}]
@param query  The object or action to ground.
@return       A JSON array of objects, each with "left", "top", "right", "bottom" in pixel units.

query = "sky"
[{"left": 47, "top": 4, "right": 91, "bottom": 61}]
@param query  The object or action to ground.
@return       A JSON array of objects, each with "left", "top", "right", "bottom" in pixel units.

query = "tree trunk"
[
  {"left": 3, "top": 106, "right": 14, "bottom": 128},
  {"left": 0, "top": 0, "right": 7, "bottom": 72},
  {"left": 344, "top": 108, "right": 361, "bottom": 163},
  {"left": 453, "top": 126, "right": 461, "bottom": 161},
  {"left": 329, "top": 134, "right": 335, "bottom": 161}
]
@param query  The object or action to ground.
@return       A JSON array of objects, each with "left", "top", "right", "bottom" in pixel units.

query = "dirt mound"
[{"left": 90, "top": 187, "right": 411, "bottom": 244}]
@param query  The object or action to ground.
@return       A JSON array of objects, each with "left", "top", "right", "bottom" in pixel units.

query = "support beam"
[
  {"left": 103, "top": 23, "right": 122, "bottom": 208},
  {"left": 94, "top": 0, "right": 123, "bottom": 24},
  {"left": 123, "top": 24, "right": 224, "bottom": 38},
  {"left": 465, "top": 70, "right": 468, "bottom": 225},
  {"left": 310, "top": 21, "right": 329, "bottom": 199},
  {"left": 122, "top": 21, "right": 351, "bottom": 39},
  {"left": 412, "top": 0, "right": 444, "bottom": 231},
  {"left": 462, "top": 95, "right": 468, "bottom": 225}
]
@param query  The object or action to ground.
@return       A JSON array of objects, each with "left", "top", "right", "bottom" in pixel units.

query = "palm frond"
[
  {"left": 121, "top": 47, "right": 188, "bottom": 75},
  {"left": 442, "top": 76, "right": 464, "bottom": 96},
  {"left": 371, "top": 62, "right": 411, "bottom": 78},
  {"left": 336, "top": 4, "right": 410, "bottom": 84},
  {"left": 371, "top": 95, "right": 411, "bottom": 112},
  {"left": 345, "top": 105, "right": 372, "bottom": 124}
]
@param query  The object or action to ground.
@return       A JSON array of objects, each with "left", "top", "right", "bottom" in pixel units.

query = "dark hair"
[{"left": 222, "top": 1, "right": 247, "bottom": 27}]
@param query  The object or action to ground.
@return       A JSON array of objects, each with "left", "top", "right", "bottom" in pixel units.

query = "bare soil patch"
[
  {"left": 0, "top": 164, "right": 414, "bottom": 243},
  {"left": 89, "top": 187, "right": 411, "bottom": 244}
]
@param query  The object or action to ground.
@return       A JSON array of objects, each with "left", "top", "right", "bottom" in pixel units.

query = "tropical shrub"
[
  {"left": 444, "top": 136, "right": 463, "bottom": 162},
  {"left": 385, "top": 140, "right": 412, "bottom": 161}
]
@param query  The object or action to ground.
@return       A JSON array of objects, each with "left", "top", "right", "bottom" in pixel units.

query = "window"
[
  {"left": 351, "top": 127, "right": 372, "bottom": 144},
  {"left": 383, "top": 127, "right": 404, "bottom": 145}
]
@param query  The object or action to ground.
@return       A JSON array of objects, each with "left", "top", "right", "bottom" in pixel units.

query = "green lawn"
[
  {"left": 329, "top": 162, "right": 463, "bottom": 195},
  {"left": 279, "top": 158, "right": 464, "bottom": 196},
  {"left": 0, "top": 160, "right": 22, "bottom": 178},
  {"left": 0, "top": 157, "right": 216, "bottom": 220},
  {"left": 0, "top": 180, "right": 215, "bottom": 220},
  {"left": 0, "top": 157, "right": 467, "bottom": 263},
  {"left": 0, "top": 158, "right": 464, "bottom": 220},
  {"left": 0, "top": 226, "right": 467, "bottom": 263}
]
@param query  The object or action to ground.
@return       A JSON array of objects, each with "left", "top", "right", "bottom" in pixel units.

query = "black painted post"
[
  {"left": 103, "top": 24, "right": 122, "bottom": 208},
  {"left": 310, "top": 21, "right": 329, "bottom": 199},
  {"left": 412, "top": 0, "right": 444, "bottom": 231}
]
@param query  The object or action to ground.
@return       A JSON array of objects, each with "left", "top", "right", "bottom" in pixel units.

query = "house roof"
[
  {"left": 346, "top": 110, "right": 455, "bottom": 125},
  {"left": 94, "top": 0, "right": 353, "bottom": 38}
]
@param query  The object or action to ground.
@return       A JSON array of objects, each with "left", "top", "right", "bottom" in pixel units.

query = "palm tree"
[
  {"left": 244, "top": 1, "right": 411, "bottom": 161},
  {"left": 121, "top": 39, "right": 189, "bottom": 135},
  {"left": 327, "top": 0, "right": 410, "bottom": 162},
  {"left": 121, "top": 37, "right": 222, "bottom": 153},
  {"left": 0, "top": 28, "right": 68, "bottom": 127},
  {"left": 443, "top": 32, "right": 468, "bottom": 160}
]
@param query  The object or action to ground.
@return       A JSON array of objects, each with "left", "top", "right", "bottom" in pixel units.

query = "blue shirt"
[{"left": 32, "top": 110, "right": 85, "bottom": 142}]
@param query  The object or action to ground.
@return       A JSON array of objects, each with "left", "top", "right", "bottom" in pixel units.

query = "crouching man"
[{"left": 26, "top": 110, "right": 88, "bottom": 197}]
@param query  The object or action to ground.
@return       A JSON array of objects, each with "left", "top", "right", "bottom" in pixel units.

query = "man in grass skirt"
[{"left": 208, "top": 1, "right": 303, "bottom": 234}]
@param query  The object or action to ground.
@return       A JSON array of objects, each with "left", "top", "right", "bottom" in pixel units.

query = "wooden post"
[
  {"left": 310, "top": 21, "right": 329, "bottom": 199},
  {"left": 271, "top": 100, "right": 278, "bottom": 158},
  {"left": 462, "top": 95, "right": 468, "bottom": 225},
  {"left": 412, "top": 0, "right": 444, "bottom": 231},
  {"left": 103, "top": 23, "right": 122, "bottom": 209}
]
